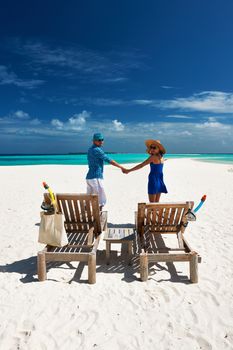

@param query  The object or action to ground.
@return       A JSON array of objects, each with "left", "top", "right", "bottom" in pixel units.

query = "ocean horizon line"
[
  {"left": 0, "top": 152, "right": 233, "bottom": 166},
  {"left": 1, "top": 152, "right": 233, "bottom": 156}
]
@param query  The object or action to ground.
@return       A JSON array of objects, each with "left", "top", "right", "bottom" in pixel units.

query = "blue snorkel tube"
[
  {"left": 185, "top": 195, "right": 207, "bottom": 222},
  {"left": 194, "top": 195, "right": 207, "bottom": 213}
]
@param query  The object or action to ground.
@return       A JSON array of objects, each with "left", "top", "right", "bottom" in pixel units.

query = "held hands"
[{"left": 121, "top": 168, "right": 130, "bottom": 174}]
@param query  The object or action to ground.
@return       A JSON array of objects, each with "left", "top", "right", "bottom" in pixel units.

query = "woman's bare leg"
[
  {"left": 149, "top": 194, "right": 156, "bottom": 202},
  {"left": 149, "top": 194, "right": 161, "bottom": 203}
]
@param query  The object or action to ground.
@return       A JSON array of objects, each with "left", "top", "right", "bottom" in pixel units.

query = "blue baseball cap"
[{"left": 93, "top": 133, "right": 104, "bottom": 141}]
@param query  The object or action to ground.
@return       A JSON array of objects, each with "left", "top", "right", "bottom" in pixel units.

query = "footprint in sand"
[
  {"left": 116, "top": 333, "right": 142, "bottom": 350},
  {"left": 34, "top": 331, "right": 60, "bottom": 349},
  {"left": 169, "top": 285, "right": 182, "bottom": 297},
  {"left": 185, "top": 332, "right": 213, "bottom": 350},
  {"left": 16, "top": 319, "right": 35, "bottom": 342},
  {"left": 76, "top": 310, "right": 99, "bottom": 333},
  {"left": 224, "top": 331, "right": 233, "bottom": 347},
  {"left": 196, "top": 336, "right": 213, "bottom": 350},
  {"left": 201, "top": 290, "right": 220, "bottom": 307},
  {"left": 151, "top": 286, "right": 170, "bottom": 303},
  {"left": 185, "top": 307, "right": 198, "bottom": 325},
  {"left": 121, "top": 295, "right": 140, "bottom": 311},
  {"left": 6, "top": 320, "right": 58, "bottom": 350},
  {"left": 203, "top": 277, "right": 221, "bottom": 291}
]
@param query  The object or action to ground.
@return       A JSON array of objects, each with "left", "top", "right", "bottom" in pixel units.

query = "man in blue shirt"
[{"left": 86, "top": 133, "right": 125, "bottom": 208}]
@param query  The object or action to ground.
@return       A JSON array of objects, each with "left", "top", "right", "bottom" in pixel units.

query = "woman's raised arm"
[{"left": 122, "top": 157, "right": 152, "bottom": 174}]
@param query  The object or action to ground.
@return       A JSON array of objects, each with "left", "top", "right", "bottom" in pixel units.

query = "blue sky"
[{"left": 1, "top": 0, "right": 233, "bottom": 153}]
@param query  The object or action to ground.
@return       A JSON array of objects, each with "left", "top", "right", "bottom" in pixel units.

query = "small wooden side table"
[{"left": 104, "top": 227, "right": 135, "bottom": 265}]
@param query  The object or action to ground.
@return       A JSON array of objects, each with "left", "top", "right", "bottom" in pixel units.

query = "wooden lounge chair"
[
  {"left": 37, "top": 193, "right": 107, "bottom": 284},
  {"left": 137, "top": 202, "right": 201, "bottom": 283}
]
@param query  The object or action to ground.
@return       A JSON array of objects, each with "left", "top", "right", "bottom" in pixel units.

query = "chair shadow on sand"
[
  {"left": 0, "top": 256, "right": 38, "bottom": 283},
  {"left": 71, "top": 223, "right": 191, "bottom": 284},
  {"left": 0, "top": 223, "right": 191, "bottom": 284},
  {"left": 0, "top": 256, "right": 70, "bottom": 283}
]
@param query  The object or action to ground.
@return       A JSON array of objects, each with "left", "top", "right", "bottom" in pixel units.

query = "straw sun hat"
[{"left": 145, "top": 139, "right": 166, "bottom": 154}]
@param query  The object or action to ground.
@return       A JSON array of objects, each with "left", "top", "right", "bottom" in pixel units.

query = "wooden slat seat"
[
  {"left": 137, "top": 201, "right": 201, "bottom": 283},
  {"left": 37, "top": 193, "right": 107, "bottom": 284}
]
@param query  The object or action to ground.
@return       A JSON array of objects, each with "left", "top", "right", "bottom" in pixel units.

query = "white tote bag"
[{"left": 38, "top": 207, "right": 68, "bottom": 247}]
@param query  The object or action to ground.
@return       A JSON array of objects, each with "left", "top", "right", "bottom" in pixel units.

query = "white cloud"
[
  {"left": 14, "top": 110, "right": 30, "bottom": 119},
  {"left": 1, "top": 109, "right": 232, "bottom": 153},
  {"left": 158, "top": 91, "right": 233, "bottom": 113},
  {"left": 88, "top": 98, "right": 125, "bottom": 106},
  {"left": 112, "top": 119, "right": 125, "bottom": 131},
  {"left": 207, "top": 116, "right": 217, "bottom": 122},
  {"left": 101, "top": 91, "right": 233, "bottom": 115},
  {"left": 132, "top": 99, "right": 152, "bottom": 106},
  {"left": 0, "top": 65, "right": 44, "bottom": 89},
  {"left": 180, "top": 131, "right": 192, "bottom": 136},
  {"left": 0, "top": 110, "right": 33, "bottom": 124},
  {"left": 166, "top": 115, "right": 193, "bottom": 119},
  {"left": 30, "top": 118, "right": 41, "bottom": 126},
  {"left": 51, "top": 119, "right": 64, "bottom": 129},
  {"left": 15, "top": 41, "right": 144, "bottom": 82},
  {"left": 161, "top": 85, "right": 174, "bottom": 89},
  {"left": 68, "top": 111, "right": 88, "bottom": 131},
  {"left": 51, "top": 110, "right": 89, "bottom": 132},
  {"left": 196, "top": 117, "right": 231, "bottom": 130},
  {"left": 196, "top": 121, "right": 230, "bottom": 130},
  {"left": 100, "top": 77, "right": 128, "bottom": 83},
  {"left": 55, "top": 91, "right": 233, "bottom": 115}
]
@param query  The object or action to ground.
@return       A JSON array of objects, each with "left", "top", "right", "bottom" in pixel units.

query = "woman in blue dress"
[{"left": 123, "top": 139, "right": 168, "bottom": 202}]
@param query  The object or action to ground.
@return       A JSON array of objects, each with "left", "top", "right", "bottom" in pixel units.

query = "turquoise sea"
[{"left": 0, "top": 153, "right": 233, "bottom": 166}]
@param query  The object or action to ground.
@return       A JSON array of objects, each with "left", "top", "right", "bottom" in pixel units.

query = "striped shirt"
[{"left": 86, "top": 145, "right": 112, "bottom": 179}]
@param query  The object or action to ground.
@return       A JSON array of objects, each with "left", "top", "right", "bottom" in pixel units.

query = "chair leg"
[
  {"left": 128, "top": 241, "right": 132, "bottom": 265},
  {"left": 88, "top": 252, "right": 96, "bottom": 284},
  {"left": 140, "top": 252, "right": 148, "bottom": 281},
  {"left": 104, "top": 221, "right": 108, "bottom": 232},
  {"left": 190, "top": 252, "right": 198, "bottom": 283},
  {"left": 106, "top": 241, "right": 111, "bottom": 265},
  {"left": 37, "top": 252, "right": 47, "bottom": 281}
]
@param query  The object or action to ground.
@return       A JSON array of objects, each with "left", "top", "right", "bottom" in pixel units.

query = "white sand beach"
[{"left": 0, "top": 158, "right": 233, "bottom": 350}]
